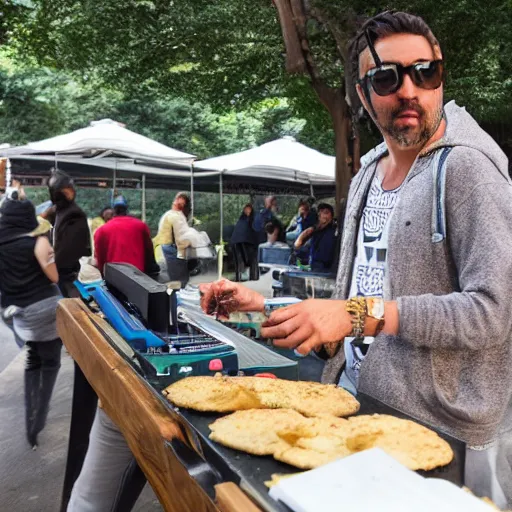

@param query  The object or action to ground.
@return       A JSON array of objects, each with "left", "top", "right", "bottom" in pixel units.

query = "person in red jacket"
[{"left": 93, "top": 196, "right": 159, "bottom": 278}]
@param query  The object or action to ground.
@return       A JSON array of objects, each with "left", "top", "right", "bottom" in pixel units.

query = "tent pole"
[
  {"left": 218, "top": 171, "right": 224, "bottom": 280},
  {"left": 190, "top": 162, "right": 194, "bottom": 219},
  {"left": 142, "top": 173, "right": 146, "bottom": 222},
  {"left": 310, "top": 183, "right": 314, "bottom": 197},
  {"left": 112, "top": 160, "right": 117, "bottom": 205}
]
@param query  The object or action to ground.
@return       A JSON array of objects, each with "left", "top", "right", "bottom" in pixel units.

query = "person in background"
[
  {"left": 294, "top": 203, "right": 337, "bottom": 272},
  {"left": 153, "top": 191, "right": 210, "bottom": 286},
  {"left": 0, "top": 195, "right": 62, "bottom": 449},
  {"left": 94, "top": 195, "right": 158, "bottom": 278},
  {"left": 90, "top": 206, "right": 113, "bottom": 238},
  {"left": 286, "top": 198, "right": 318, "bottom": 243},
  {"left": 259, "top": 219, "right": 289, "bottom": 249},
  {"left": 253, "top": 195, "right": 285, "bottom": 244},
  {"left": 230, "top": 203, "right": 259, "bottom": 282},
  {"left": 47, "top": 169, "right": 91, "bottom": 298}
]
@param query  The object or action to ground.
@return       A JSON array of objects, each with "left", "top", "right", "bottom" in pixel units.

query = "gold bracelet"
[
  {"left": 346, "top": 296, "right": 367, "bottom": 341},
  {"left": 323, "top": 297, "right": 367, "bottom": 358}
]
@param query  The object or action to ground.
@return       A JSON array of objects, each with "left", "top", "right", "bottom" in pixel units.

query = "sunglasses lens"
[
  {"left": 413, "top": 61, "right": 443, "bottom": 89},
  {"left": 370, "top": 67, "right": 400, "bottom": 96}
]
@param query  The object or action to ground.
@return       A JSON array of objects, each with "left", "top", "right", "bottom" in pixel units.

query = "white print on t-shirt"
[{"left": 349, "top": 171, "right": 403, "bottom": 299}]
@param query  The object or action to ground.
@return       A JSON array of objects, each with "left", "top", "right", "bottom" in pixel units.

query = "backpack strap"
[{"left": 431, "top": 147, "right": 453, "bottom": 243}]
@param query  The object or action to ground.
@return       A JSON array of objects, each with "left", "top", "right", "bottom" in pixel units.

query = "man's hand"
[
  {"left": 261, "top": 299, "right": 352, "bottom": 355},
  {"left": 199, "top": 279, "right": 265, "bottom": 317}
]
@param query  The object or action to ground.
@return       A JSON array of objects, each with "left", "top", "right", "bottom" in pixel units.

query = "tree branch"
[{"left": 272, "top": 0, "right": 307, "bottom": 74}]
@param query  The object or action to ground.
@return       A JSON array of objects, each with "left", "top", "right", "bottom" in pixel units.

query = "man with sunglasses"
[{"left": 201, "top": 10, "right": 512, "bottom": 506}]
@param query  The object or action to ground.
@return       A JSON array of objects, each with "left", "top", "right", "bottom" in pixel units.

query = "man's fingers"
[
  {"left": 271, "top": 325, "right": 312, "bottom": 349},
  {"left": 264, "top": 303, "right": 302, "bottom": 326},
  {"left": 295, "top": 337, "right": 318, "bottom": 355},
  {"left": 260, "top": 315, "right": 302, "bottom": 340}
]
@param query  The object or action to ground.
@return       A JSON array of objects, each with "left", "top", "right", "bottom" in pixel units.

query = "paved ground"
[{"left": 0, "top": 270, "right": 275, "bottom": 511}]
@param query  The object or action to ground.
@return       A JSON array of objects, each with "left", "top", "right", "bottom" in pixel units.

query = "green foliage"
[{"left": 0, "top": 56, "right": 310, "bottom": 158}]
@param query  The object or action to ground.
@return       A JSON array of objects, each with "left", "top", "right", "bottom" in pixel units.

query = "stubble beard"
[{"left": 378, "top": 100, "right": 444, "bottom": 148}]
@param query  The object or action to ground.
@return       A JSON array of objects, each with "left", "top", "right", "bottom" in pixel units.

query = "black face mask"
[
  {"left": 51, "top": 189, "right": 74, "bottom": 209},
  {"left": 48, "top": 169, "right": 75, "bottom": 208}
]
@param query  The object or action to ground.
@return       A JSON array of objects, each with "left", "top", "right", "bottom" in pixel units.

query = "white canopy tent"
[
  {"left": 2, "top": 119, "right": 194, "bottom": 164},
  {"left": 193, "top": 136, "right": 336, "bottom": 245},
  {"left": 194, "top": 136, "right": 335, "bottom": 186},
  {"left": 1, "top": 119, "right": 195, "bottom": 220}
]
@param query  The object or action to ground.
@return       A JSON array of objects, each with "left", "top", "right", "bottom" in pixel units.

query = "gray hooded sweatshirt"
[{"left": 322, "top": 101, "right": 512, "bottom": 447}]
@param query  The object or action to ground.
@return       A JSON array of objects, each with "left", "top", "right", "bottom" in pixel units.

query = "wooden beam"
[
  {"left": 56, "top": 299, "right": 218, "bottom": 512},
  {"left": 215, "top": 482, "right": 263, "bottom": 512}
]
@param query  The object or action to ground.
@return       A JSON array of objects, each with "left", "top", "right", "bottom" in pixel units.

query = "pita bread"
[
  {"left": 163, "top": 375, "right": 263, "bottom": 412},
  {"left": 209, "top": 410, "right": 454, "bottom": 471},
  {"left": 164, "top": 375, "right": 360, "bottom": 417},
  {"left": 209, "top": 409, "right": 306, "bottom": 455},
  {"left": 264, "top": 473, "right": 303, "bottom": 488}
]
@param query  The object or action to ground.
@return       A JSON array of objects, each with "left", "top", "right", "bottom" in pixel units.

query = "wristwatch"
[{"left": 365, "top": 297, "right": 385, "bottom": 337}]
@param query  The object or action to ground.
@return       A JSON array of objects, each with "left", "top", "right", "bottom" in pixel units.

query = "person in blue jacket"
[
  {"left": 253, "top": 195, "right": 285, "bottom": 244},
  {"left": 294, "top": 203, "right": 337, "bottom": 272},
  {"left": 230, "top": 204, "right": 259, "bottom": 281},
  {"left": 286, "top": 198, "right": 318, "bottom": 243}
]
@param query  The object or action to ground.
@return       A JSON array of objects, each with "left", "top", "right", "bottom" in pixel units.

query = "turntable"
[{"left": 75, "top": 263, "right": 298, "bottom": 386}]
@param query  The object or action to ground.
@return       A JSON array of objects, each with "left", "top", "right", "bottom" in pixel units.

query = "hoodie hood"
[
  {"left": 0, "top": 199, "right": 38, "bottom": 243},
  {"left": 425, "top": 100, "right": 509, "bottom": 178},
  {"left": 360, "top": 101, "right": 509, "bottom": 179}
]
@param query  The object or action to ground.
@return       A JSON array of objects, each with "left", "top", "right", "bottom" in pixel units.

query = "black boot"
[
  {"left": 30, "top": 367, "right": 60, "bottom": 446},
  {"left": 24, "top": 368, "right": 41, "bottom": 449}
]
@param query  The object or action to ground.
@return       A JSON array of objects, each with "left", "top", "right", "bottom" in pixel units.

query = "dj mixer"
[{"left": 75, "top": 263, "right": 298, "bottom": 386}]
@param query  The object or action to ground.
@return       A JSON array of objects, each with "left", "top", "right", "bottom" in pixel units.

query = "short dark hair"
[
  {"left": 113, "top": 204, "right": 127, "bottom": 216},
  {"left": 347, "top": 11, "right": 440, "bottom": 113},
  {"left": 317, "top": 203, "right": 334, "bottom": 217},
  {"left": 265, "top": 219, "right": 281, "bottom": 235},
  {"left": 298, "top": 198, "right": 310, "bottom": 209}
]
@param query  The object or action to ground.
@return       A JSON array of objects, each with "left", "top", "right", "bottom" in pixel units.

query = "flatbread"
[
  {"left": 164, "top": 375, "right": 360, "bottom": 417},
  {"left": 341, "top": 415, "right": 454, "bottom": 471},
  {"left": 163, "top": 375, "right": 263, "bottom": 412},
  {"left": 208, "top": 410, "right": 454, "bottom": 471},
  {"left": 264, "top": 473, "right": 304, "bottom": 488},
  {"left": 209, "top": 408, "right": 306, "bottom": 455}
]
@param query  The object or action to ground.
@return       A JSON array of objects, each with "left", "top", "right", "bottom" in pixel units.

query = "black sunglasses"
[
  {"left": 359, "top": 60, "right": 444, "bottom": 96},
  {"left": 358, "top": 29, "right": 444, "bottom": 97}
]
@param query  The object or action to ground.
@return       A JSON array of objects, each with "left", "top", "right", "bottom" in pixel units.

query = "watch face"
[{"left": 368, "top": 298, "right": 385, "bottom": 319}]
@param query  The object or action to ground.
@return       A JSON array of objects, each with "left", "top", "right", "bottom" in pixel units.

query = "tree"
[{"left": 7, "top": 0, "right": 512, "bottom": 203}]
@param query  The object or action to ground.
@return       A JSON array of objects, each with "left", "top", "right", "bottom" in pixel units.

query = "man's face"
[
  {"left": 357, "top": 33, "right": 444, "bottom": 148},
  {"left": 318, "top": 208, "right": 333, "bottom": 228},
  {"left": 270, "top": 199, "right": 278, "bottom": 213}
]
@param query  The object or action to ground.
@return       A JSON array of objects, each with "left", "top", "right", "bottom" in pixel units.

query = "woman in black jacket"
[
  {"left": 230, "top": 204, "right": 259, "bottom": 281},
  {"left": 0, "top": 197, "right": 62, "bottom": 449}
]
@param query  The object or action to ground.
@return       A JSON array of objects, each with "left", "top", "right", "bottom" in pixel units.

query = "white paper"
[{"left": 269, "top": 448, "right": 495, "bottom": 512}]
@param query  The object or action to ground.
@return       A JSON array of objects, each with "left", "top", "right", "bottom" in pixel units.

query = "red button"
[{"left": 209, "top": 359, "right": 223, "bottom": 371}]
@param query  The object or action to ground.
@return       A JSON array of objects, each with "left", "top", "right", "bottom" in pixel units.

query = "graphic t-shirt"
[
  {"left": 340, "top": 165, "right": 404, "bottom": 394},
  {"left": 349, "top": 168, "right": 404, "bottom": 298}
]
